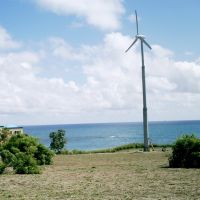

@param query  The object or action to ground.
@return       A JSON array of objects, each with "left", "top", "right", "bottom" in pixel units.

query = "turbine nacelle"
[
  {"left": 125, "top": 10, "right": 152, "bottom": 53},
  {"left": 136, "top": 35, "right": 145, "bottom": 40},
  {"left": 125, "top": 35, "right": 151, "bottom": 53}
]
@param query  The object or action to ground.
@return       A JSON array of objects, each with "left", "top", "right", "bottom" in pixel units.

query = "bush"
[
  {"left": 0, "top": 128, "right": 12, "bottom": 144},
  {"left": 0, "top": 133, "right": 54, "bottom": 174},
  {"left": 60, "top": 149, "right": 70, "bottom": 155},
  {"left": 0, "top": 162, "right": 6, "bottom": 174},
  {"left": 169, "top": 134, "right": 200, "bottom": 168},
  {"left": 72, "top": 149, "right": 85, "bottom": 154},
  {"left": 49, "top": 129, "right": 67, "bottom": 154},
  {"left": 4, "top": 134, "right": 38, "bottom": 154},
  {"left": 34, "top": 144, "right": 54, "bottom": 165},
  {"left": 1, "top": 150, "right": 16, "bottom": 166},
  {"left": 13, "top": 153, "right": 40, "bottom": 174}
]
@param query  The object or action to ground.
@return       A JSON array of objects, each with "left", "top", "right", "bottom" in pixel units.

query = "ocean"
[{"left": 23, "top": 120, "right": 200, "bottom": 151}]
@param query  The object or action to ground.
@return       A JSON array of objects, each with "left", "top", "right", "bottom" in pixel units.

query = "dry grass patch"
[{"left": 0, "top": 150, "right": 199, "bottom": 199}]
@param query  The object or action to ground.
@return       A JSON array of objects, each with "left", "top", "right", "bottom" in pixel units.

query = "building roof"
[
  {"left": 0, "top": 125, "right": 23, "bottom": 129},
  {"left": 7, "top": 127, "right": 23, "bottom": 129}
]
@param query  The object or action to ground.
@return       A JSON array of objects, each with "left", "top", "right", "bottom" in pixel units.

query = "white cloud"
[
  {"left": 0, "top": 50, "right": 81, "bottom": 116},
  {"left": 1, "top": 27, "right": 200, "bottom": 124},
  {"left": 35, "top": 0, "right": 125, "bottom": 30},
  {"left": 47, "top": 32, "right": 200, "bottom": 115},
  {"left": 0, "top": 26, "right": 21, "bottom": 49},
  {"left": 48, "top": 37, "right": 87, "bottom": 61},
  {"left": 151, "top": 45, "right": 174, "bottom": 57},
  {"left": 147, "top": 76, "right": 177, "bottom": 93}
]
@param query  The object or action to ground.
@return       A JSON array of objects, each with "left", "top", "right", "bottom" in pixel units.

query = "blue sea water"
[{"left": 23, "top": 120, "right": 200, "bottom": 151}]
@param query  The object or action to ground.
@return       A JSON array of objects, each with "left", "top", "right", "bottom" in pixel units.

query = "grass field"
[{"left": 0, "top": 150, "right": 199, "bottom": 200}]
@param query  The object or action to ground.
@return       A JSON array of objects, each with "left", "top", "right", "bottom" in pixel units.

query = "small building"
[
  {"left": 0, "top": 125, "right": 24, "bottom": 135},
  {"left": 8, "top": 126, "right": 24, "bottom": 135}
]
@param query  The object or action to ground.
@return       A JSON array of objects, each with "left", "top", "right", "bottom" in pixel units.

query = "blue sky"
[
  {"left": 0, "top": 0, "right": 200, "bottom": 125},
  {"left": 1, "top": 0, "right": 200, "bottom": 56}
]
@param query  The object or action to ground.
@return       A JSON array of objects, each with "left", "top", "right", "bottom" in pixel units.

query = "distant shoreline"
[{"left": 22, "top": 119, "right": 200, "bottom": 127}]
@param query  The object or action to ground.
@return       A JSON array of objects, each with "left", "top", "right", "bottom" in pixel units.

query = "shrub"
[
  {"left": 13, "top": 153, "right": 40, "bottom": 174},
  {"left": 60, "top": 149, "right": 70, "bottom": 155},
  {"left": 0, "top": 162, "right": 6, "bottom": 174},
  {"left": 71, "top": 149, "right": 86, "bottom": 154},
  {"left": 0, "top": 128, "right": 12, "bottom": 144},
  {"left": 4, "top": 134, "right": 38, "bottom": 154},
  {"left": 34, "top": 144, "right": 54, "bottom": 165},
  {"left": 1, "top": 150, "right": 16, "bottom": 166},
  {"left": 169, "top": 134, "right": 200, "bottom": 168},
  {"left": 49, "top": 129, "right": 67, "bottom": 154},
  {"left": 0, "top": 133, "right": 54, "bottom": 174}
]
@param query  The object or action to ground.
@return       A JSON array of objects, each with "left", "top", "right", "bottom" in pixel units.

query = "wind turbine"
[{"left": 125, "top": 10, "right": 151, "bottom": 152}]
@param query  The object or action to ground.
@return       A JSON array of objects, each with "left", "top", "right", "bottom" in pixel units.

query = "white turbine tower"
[{"left": 125, "top": 10, "right": 151, "bottom": 152}]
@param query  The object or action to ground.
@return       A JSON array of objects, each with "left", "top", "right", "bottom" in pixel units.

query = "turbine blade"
[
  {"left": 143, "top": 39, "right": 152, "bottom": 49},
  {"left": 125, "top": 38, "right": 138, "bottom": 53},
  {"left": 135, "top": 10, "right": 139, "bottom": 35}
]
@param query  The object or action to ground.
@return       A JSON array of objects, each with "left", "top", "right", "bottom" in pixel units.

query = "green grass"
[{"left": 61, "top": 143, "right": 172, "bottom": 155}]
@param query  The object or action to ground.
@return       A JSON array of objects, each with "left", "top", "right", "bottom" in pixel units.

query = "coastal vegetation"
[
  {"left": 49, "top": 129, "right": 67, "bottom": 154},
  {"left": 0, "top": 133, "right": 54, "bottom": 174},
  {"left": 61, "top": 143, "right": 172, "bottom": 155},
  {"left": 0, "top": 128, "right": 12, "bottom": 144},
  {"left": 169, "top": 134, "right": 200, "bottom": 168}
]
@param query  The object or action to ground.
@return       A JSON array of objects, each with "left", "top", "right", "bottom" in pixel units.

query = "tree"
[{"left": 49, "top": 129, "right": 67, "bottom": 154}]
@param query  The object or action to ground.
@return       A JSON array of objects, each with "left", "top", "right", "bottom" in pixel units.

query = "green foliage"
[
  {"left": 13, "top": 153, "right": 40, "bottom": 174},
  {"left": 34, "top": 144, "right": 54, "bottom": 165},
  {"left": 0, "top": 128, "right": 11, "bottom": 144},
  {"left": 3, "top": 134, "right": 38, "bottom": 154},
  {"left": 169, "top": 134, "right": 200, "bottom": 168},
  {"left": 0, "top": 133, "right": 54, "bottom": 174},
  {"left": 61, "top": 143, "right": 172, "bottom": 155},
  {"left": 49, "top": 129, "right": 67, "bottom": 154},
  {"left": 112, "top": 143, "right": 144, "bottom": 151},
  {"left": 60, "top": 149, "right": 70, "bottom": 154},
  {"left": 0, "top": 162, "right": 6, "bottom": 174},
  {"left": 1, "top": 149, "right": 16, "bottom": 166},
  {"left": 72, "top": 149, "right": 86, "bottom": 154}
]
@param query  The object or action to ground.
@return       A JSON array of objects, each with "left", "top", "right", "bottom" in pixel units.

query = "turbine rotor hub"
[{"left": 136, "top": 35, "right": 146, "bottom": 39}]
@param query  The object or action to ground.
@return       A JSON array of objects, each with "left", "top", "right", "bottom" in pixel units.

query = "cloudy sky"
[{"left": 0, "top": 0, "right": 200, "bottom": 125}]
